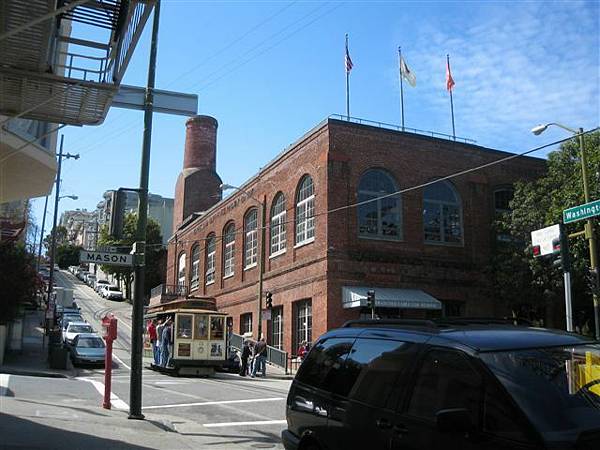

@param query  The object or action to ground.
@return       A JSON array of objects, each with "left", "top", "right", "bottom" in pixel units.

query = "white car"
[
  {"left": 63, "top": 322, "right": 94, "bottom": 345},
  {"left": 86, "top": 274, "right": 96, "bottom": 286},
  {"left": 95, "top": 280, "right": 110, "bottom": 293},
  {"left": 101, "top": 285, "right": 123, "bottom": 301}
]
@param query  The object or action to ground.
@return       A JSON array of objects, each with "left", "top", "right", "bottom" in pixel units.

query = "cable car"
[{"left": 145, "top": 299, "right": 229, "bottom": 376}]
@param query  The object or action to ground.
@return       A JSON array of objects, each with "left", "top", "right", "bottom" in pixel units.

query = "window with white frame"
[
  {"left": 244, "top": 209, "right": 258, "bottom": 269},
  {"left": 223, "top": 223, "right": 235, "bottom": 278},
  {"left": 293, "top": 299, "right": 312, "bottom": 353},
  {"left": 423, "top": 180, "right": 463, "bottom": 244},
  {"left": 205, "top": 234, "right": 216, "bottom": 285},
  {"left": 270, "top": 306, "right": 283, "bottom": 350},
  {"left": 295, "top": 176, "right": 315, "bottom": 245},
  {"left": 270, "top": 193, "right": 286, "bottom": 256},
  {"left": 177, "top": 253, "right": 186, "bottom": 289},
  {"left": 240, "top": 313, "right": 252, "bottom": 335},
  {"left": 190, "top": 245, "right": 200, "bottom": 290},
  {"left": 357, "top": 169, "right": 401, "bottom": 239}
]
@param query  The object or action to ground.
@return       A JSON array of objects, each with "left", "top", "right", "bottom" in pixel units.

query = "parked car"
[
  {"left": 282, "top": 319, "right": 600, "bottom": 450},
  {"left": 101, "top": 285, "right": 123, "bottom": 301},
  {"left": 95, "top": 279, "right": 110, "bottom": 293},
  {"left": 69, "top": 333, "right": 106, "bottom": 366},
  {"left": 59, "top": 313, "right": 85, "bottom": 329},
  {"left": 77, "top": 270, "right": 88, "bottom": 281},
  {"left": 86, "top": 274, "right": 96, "bottom": 286},
  {"left": 63, "top": 322, "right": 95, "bottom": 345}
]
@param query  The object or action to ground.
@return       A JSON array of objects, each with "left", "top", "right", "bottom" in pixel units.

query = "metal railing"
[
  {"left": 229, "top": 332, "right": 289, "bottom": 374},
  {"left": 329, "top": 114, "right": 477, "bottom": 144},
  {"left": 149, "top": 283, "right": 188, "bottom": 299}
]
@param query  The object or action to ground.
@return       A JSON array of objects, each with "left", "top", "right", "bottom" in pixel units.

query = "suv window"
[
  {"left": 344, "top": 338, "right": 417, "bottom": 409},
  {"left": 296, "top": 337, "right": 354, "bottom": 395},
  {"left": 407, "top": 349, "right": 482, "bottom": 425}
]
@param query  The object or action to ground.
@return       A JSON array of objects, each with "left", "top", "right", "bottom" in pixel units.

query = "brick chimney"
[{"left": 173, "top": 115, "right": 222, "bottom": 230}]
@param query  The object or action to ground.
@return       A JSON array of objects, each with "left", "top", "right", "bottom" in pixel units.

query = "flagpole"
[
  {"left": 398, "top": 46, "right": 405, "bottom": 131},
  {"left": 346, "top": 34, "right": 350, "bottom": 120},
  {"left": 447, "top": 54, "right": 456, "bottom": 140}
]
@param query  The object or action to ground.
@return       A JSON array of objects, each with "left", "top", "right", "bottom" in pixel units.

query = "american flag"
[
  {"left": 345, "top": 39, "right": 353, "bottom": 73},
  {"left": 446, "top": 56, "right": 455, "bottom": 92}
]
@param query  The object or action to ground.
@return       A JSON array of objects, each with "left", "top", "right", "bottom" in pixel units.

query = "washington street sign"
[
  {"left": 80, "top": 250, "right": 133, "bottom": 267},
  {"left": 563, "top": 199, "right": 600, "bottom": 224}
]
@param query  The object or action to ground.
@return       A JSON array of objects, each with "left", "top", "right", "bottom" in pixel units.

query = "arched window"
[
  {"left": 270, "top": 192, "right": 286, "bottom": 256},
  {"left": 357, "top": 169, "right": 401, "bottom": 239},
  {"left": 177, "top": 252, "right": 186, "bottom": 289},
  {"left": 295, "top": 175, "right": 315, "bottom": 245},
  {"left": 190, "top": 244, "right": 200, "bottom": 290},
  {"left": 423, "top": 180, "right": 463, "bottom": 244},
  {"left": 244, "top": 209, "right": 258, "bottom": 269},
  {"left": 223, "top": 223, "right": 236, "bottom": 278},
  {"left": 205, "top": 234, "right": 216, "bottom": 285}
]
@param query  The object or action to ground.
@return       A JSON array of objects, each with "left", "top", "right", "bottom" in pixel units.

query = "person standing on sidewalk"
[
  {"left": 239, "top": 339, "right": 251, "bottom": 376},
  {"left": 147, "top": 319, "right": 158, "bottom": 366},
  {"left": 251, "top": 336, "right": 267, "bottom": 378}
]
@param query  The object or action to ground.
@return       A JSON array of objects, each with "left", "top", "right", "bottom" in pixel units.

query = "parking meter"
[{"left": 101, "top": 313, "right": 117, "bottom": 409}]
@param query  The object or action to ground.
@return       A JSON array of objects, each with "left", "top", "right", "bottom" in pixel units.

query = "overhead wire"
[{"left": 141, "top": 129, "right": 598, "bottom": 259}]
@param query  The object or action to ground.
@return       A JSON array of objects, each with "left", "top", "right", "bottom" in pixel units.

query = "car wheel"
[{"left": 300, "top": 441, "right": 321, "bottom": 450}]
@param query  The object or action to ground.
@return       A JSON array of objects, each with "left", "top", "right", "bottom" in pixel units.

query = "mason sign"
[{"left": 80, "top": 250, "right": 133, "bottom": 267}]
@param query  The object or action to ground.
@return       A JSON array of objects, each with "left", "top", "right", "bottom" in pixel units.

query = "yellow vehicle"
[{"left": 145, "top": 299, "right": 228, "bottom": 376}]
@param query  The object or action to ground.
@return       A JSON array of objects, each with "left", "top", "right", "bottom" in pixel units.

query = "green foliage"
[
  {"left": 490, "top": 131, "right": 599, "bottom": 323},
  {"left": 97, "top": 213, "right": 165, "bottom": 299},
  {"left": 43, "top": 225, "right": 68, "bottom": 258},
  {"left": 56, "top": 244, "right": 82, "bottom": 269},
  {"left": 0, "top": 242, "right": 42, "bottom": 323}
]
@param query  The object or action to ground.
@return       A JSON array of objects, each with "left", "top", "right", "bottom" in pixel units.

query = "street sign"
[
  {"left": 262, "top": 309, "right": 272, "bottom": 321},
  {"left": 112, "top": 85, "right": 198, "bottom": 116},
  {"left": 531, "top": 224, "right": 560, "bottom": 257},
  {"left": 80, "top": 250, "right": 133, "bottom": 267},
  {"left": 563, "top": 199, "right": 600, "bottom": 224}
]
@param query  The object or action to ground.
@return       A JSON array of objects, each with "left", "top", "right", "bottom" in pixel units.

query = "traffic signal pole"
[
  {"left": 558, "top": 224, "right": 573, "bottom": 332},
  {"left": 129, "top": 0, "right": 160, "bottom": 420},
  {"left": 256, "top": 196, "right": 266, "bottom": 340}
]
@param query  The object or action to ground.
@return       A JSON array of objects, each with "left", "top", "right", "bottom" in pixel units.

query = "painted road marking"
[
  {"left": 142, "top": 397, "right": 285, "bottom": 410},
  {"left": 81, "top": 378, "right": 129, "bottom": 410},
  {"left": 0, "top": 374, "right": 10, "bottom": 396},
  {"left": 203, "top": 419, "right": 287, "bottom": 428},
  {"left": 112, "top": 352, "right": 131, "bottom": 370}
]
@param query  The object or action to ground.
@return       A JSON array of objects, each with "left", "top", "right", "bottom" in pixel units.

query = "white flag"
[{"left": 400, "top": 56, "right": 416, "bottom": 87}]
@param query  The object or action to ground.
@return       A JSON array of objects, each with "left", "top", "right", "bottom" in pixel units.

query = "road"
[{"left": 1, "top": 270, "right": 291, "bottom": 448}]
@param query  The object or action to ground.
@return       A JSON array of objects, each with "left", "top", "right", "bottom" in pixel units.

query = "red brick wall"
[{"left": 165, "top": 118, "right": 546, "bottom": 355}]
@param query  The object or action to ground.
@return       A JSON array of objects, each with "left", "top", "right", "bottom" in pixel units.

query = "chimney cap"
[{"left": 186, "top": 115, "right": 218, "bottom": 127}]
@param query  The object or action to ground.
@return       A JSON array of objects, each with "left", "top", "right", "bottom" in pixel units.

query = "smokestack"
[{"left": 173, "top": 115, "right": 222, "bottom": 230}]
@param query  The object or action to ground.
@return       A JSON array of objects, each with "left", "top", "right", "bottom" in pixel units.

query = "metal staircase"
[{"left": 0, "top": 0, "right": 155, "bottom": 125}]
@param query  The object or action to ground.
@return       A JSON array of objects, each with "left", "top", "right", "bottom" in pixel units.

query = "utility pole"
[
  {"left": 129, "top": 0, "right": 160, "bottom": 420},
  {"left": 37, "top": 195, "right": 49, "bottom": 271},
  {"left": 46, "top": 136, "right": 79, "bottom": 325}
]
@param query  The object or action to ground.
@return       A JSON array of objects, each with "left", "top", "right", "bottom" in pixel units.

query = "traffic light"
[
  {"left": 108, "top": 189, "right": 127, "bottom": 239},
  {"left": 552, "top": 224, "right": 571, "bottom": 273},
  {"left": 366, "top": 290, "right": 375, "bottom": 309},
  {"left": 265, "top": 291, "right": 273, "bottom": 309}
]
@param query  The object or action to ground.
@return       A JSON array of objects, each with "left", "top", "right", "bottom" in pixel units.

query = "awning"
[{"left": 342, "top": 286, "right": 442, "bottom": 310}]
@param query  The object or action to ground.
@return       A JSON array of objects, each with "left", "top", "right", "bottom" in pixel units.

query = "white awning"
[{"left": 342, "top": 286, "right": 442, "bottom": 310}]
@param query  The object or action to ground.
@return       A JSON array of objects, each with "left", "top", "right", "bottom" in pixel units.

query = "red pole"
[{"left": 103, "top": 337, "right": 113, "bottom": 409}]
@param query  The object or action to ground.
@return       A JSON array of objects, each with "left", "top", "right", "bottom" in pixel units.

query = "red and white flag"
[
  {"left": 345, "top": 39, "right": 353, "bottom": 73},
  {"left": 446, "top": 56, "right": 455, "bottom": 92}
]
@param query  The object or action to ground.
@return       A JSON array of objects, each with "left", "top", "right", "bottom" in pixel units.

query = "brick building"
[{"left": 153, "top": 115, "right": 546, "bottom": 356}]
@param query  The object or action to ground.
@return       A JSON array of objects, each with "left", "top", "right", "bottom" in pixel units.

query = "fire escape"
[{"left": 0, "top": 0, "right": 156, "bottom": 125}]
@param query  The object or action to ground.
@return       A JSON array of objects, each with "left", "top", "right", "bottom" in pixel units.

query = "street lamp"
[
  {"left": 532, "top": 123, "right": 599, "bottom": 339},
  {"left": 221, "top": 183, "right": 267, "bottom": 341}
]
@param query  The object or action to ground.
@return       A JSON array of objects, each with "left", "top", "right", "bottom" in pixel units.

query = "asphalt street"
[{"left": 1, "top": 270, "right": 292, "bottom": 448}]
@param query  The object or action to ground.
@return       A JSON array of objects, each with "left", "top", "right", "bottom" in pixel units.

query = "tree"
[
  {"left": 43, "top": 225, "right": 68, "bottom": 259},
  {"left": 0, "top": 241, "right": 42, "bottom": 323},
  {"left": 97, "top": 213, "right": 164, "bottom": 300},
  {"left": 56, "top": 244, "right": 83, "bottom": 269},
  {"left": 490, "top": 131, "right": 599, "bottom": 329}
]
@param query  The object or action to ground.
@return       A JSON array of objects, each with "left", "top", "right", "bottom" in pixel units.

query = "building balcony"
[{"left": 149, "top": 284, "right": 188, "bottom": 307}]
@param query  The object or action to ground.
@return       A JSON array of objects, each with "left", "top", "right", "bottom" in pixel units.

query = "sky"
[{"left": 33, "top": 0, "right": 600, "bottom": 240}]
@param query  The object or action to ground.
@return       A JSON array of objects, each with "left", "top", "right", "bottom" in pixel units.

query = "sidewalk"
[{"left": 0, "top": 310, "right": 77, "bottom": 378}]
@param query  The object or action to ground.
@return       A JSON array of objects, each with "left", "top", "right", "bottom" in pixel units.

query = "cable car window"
[
  {"left": 210, "top": 316, "right": 224, "bottom": 340},
  {"left": 194, "top": 315, "right": 209, "bottom": 340},
  {"left": 177, "top": 314, "right": 193, "bottom": 339}
]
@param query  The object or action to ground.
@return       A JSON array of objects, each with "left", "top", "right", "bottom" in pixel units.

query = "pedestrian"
[
  {"left": 251, "top": 336, "right": 267, "bottom": 378},
  {"left": 155, "top": 318, "right": 164, "bottom": 366},
  {"left": 239, "top": 339, "right": 251, "bottom": 377},
  {"left": 147, "top": 319, "right": 159, "bottom": 366},
  {"left": 297, "top": 340, "right": 309, "bottom": 361},
  {"left": 160, "top": 317, "right": 173, "bottom": 367}
]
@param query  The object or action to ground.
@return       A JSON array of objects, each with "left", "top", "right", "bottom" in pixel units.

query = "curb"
[{"left": 0, "top": 368, "right": 70, "bottom": 379}]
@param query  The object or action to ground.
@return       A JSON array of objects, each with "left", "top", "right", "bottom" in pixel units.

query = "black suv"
[{"left": 282, "top": 319, "right": 600, "bottom": 450}]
